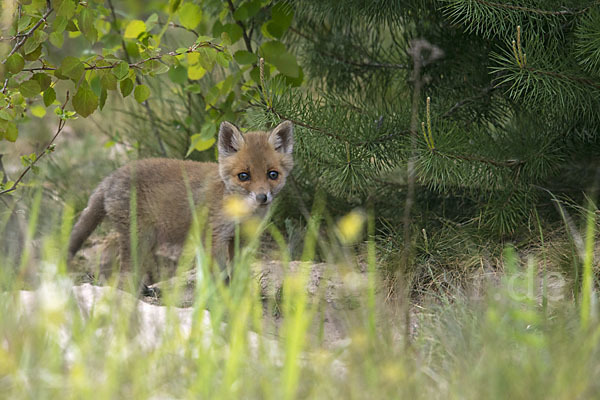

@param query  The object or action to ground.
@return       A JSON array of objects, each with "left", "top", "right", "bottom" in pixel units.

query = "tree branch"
[
  {"left": 474, "top": 0, "right": 599, "bottom": 16},
  {"left": 226, "top": 0, "right": 254, "bottom": 53},
  {"left": 434, "top": 149, "right": 524, "bottom": 169},
  {"left": 0, "top": 94, "right": 69, "bottom": 196},
  {"left": 523, "top": 66, "right": 600, "bottom": 91},
  {"left": 266, "top": 106, "right": 409, "bottom": 146},
  {"left": 442, "top": 85, "right": 496, "bottom": 118},
  {"left": 290, "top": 27, "right": 407, "bottom": 70},
  {"left": 1, "top": 7, "right": 54, "bottom": 64},
  {"left": 21, "top": 41, "right": 223, "bottom": 73}
]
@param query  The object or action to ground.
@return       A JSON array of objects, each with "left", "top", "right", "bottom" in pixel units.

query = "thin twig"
[
  {"left": 442, "top": 85, "right": 496, "bottom": 118},
  {"left": 523, "top": 66, "right": 600, "bottom": 90},
  {"left": 435, "top": 149, "right": 524, "bottom": 169},
  {"left": 2, "top": 7, "right": 54, "bottom": 63},
  {"left": 166, "top": 21, "right": 199, "bottom": 37},
  {"left": 107, "top": 0, "right": 172, "bottom": 157},
  {"left": 22, "top": 41, "right": 222, "bottom": 72},
  {"left": 266, "top": 106, "right": 409, "bottom": 146},
  {"left": 0, "top": 93, "right": 70, "bottom": 196}
]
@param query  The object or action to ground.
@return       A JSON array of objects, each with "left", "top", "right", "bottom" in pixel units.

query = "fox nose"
[{"left": 257, "top": 193, "right": 268, "bottom": 204}]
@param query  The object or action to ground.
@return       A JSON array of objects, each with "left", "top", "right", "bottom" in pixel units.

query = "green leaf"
[
  {"left": 17, "top": 15, "right": 32, "bottom": 32},
  {"left": 184, "top": 83, "right": 202, "bottom": 93},
  {"left": 57, "top": 56, "right": 85, "bottom": 82},
  {"left": 221, "top": 23, "right": 243, "bottom": 43},
  {"left": 57, "top": 0, "right": 76, "bottom": 18},
  {"left": 216, "top": 52, "right": 232, "bottom": 68},
  {"left": 134, "top": 84, "right": 150, "bottom": 103},
  {"left": 234, "top": 50, "right": 257, "bottom": 65},
  {"left": 188, "top": 64, "right": 206, "bottom": 80},
  {"left": 2, "top": 121, "right": 18, "bottom": 142},
  {"left": 233, "top": 0, "right": 261, "bottom": 21},
  {"left": 73, "top": 82, "right": 99, "bottom": 117},
  {"left": 90, "top": 74, "right": 102, "bottom": 97},
  {"left": 125, "top": 41, "right": 140, "bottom": 59},
  {"left": 260, "top": 41, "right": 299, "bottom": 78},
  {"left": 23, "top": 30, "right": 47, "bottom": 54},
  {"left": 79, "top": 8, "right": 98, "bottom": 43},
  {"left": 120, "top": 78, "right": 134, "bottom": 97},
  {"left": 99, "top": 71, "right": 117, "bottom": 90},
  {"left": 49, "top": 32, "right": 64, "bottom": 48},
  {"left": 190, "top": 48, "right": 217, "bottom": 71},
  {"left": 265, "top": 2, "right": 293, "bottom": 38},
  {"left": 145, "top": 13, "right": 159, "bottom": 31},
  {"left": 30, "top": 105, "right": 46, "bottom": 118},
  {"left": 19, "top": 80, "right": 41, "bottom": 98},
  {"left": 284, "top": 65, "right": 304, "bottom": 87},
  {"left": 53, "top": 16, "right": 68, "bottom": 33},
  {"left": 169, "top": 0, "right": 182, "bottom": 14},
  {"left": 32, "top": 73, "right": 51, "bottom": 91},
  {"left": 162, "top": 55, "right": 179, "bottom": 66},
  {"left": 168, "top": 65, "right": 187, "bottom": 85},
  {"left": 186, "top": 134, "right": 216, "bottom": 157},
  {"left": 99, "top": 88, "right": 107, "bottom": 110},
  {"left": 23, "top": 45, "right": 42, "bottom": 61},
  {"left": 178, "top": 3, "right": 202, "bottom": 30},
  {"left": 66, "top": 20, "right": 78, "bottom": 32},
  {"left": 0, "top": 109, "right": 12, "bottom": 120},
  {"left": 6, "top": 53, "right": 24, "bottom": 74},
  {"left": 198, "top": 49, "right": 217, "bottom": 71},
  {"left": 124, "top": 20, "right": 146, "bottom": 39},
  {"left": 43, "top": 87, "right": 56, "bottom": 107},
  {"left": 204, "top": 85, "right": 220, "bottom": 109},
  {"left": 113, "top": 61, "right": 130, "bottom": 80},
  {"left": 145, "top": 60, "right": 169, "bottom": 75}
]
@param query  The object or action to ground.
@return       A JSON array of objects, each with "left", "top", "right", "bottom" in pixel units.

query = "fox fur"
[{"left": 68, "top": 121, "right": 294, "bottom": 283}]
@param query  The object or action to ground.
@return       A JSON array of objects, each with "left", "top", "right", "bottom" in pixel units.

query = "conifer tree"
[{"left": 250, "top": 0, "right": 600, "bottom": 238}]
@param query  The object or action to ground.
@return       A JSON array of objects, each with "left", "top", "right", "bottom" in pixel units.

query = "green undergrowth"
[{"left": 0, "top": 193, "right": 599, "bottom": 399}]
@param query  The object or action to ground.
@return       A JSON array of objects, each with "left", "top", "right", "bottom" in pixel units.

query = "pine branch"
[
  {"left": 472, "top": 0, "right": 599, "bottom": 16},
  {"left": 434, "top": 149, "right": 525, "bottom": 169},
  {"left": 267, "top": 105, "right": 410, "bottom": 146},
  {"left": 442, "top": 85, "right": 496, "bottom": 118},
  {"left": 290, "top": 27, "right": 407, "bottom": 70},
  {"left": 523, "top": 66, "right": 600, "bottom": 90}
]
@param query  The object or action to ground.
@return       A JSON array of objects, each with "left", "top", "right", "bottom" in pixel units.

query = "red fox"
[{"left": 68, "top": 121, "right": 294, "bottom": 284}]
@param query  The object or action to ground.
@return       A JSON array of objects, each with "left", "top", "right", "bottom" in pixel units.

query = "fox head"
[{"left": 218, "top": 120, "right": 294, "bottom": 212}]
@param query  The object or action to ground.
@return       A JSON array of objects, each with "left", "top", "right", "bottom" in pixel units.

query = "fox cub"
[{"left": 68, "top": 121, "right": 294, "bottom": 283}]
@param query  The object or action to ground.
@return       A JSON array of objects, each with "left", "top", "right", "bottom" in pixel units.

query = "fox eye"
[
  {"left": 238, "top": 172, "right": 250, "bottom": 181},
  {"left": 268, "top": 171, "right": 279, "bottom": 180}
]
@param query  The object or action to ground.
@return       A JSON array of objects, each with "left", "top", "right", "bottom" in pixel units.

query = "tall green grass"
[{"left": 0, "top": 196, "right": 599, "bottom": 399}]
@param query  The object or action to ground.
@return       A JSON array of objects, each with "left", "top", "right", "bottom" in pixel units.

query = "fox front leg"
[{"left": 211, "top": 237, "right": 233, "bottom": 285}]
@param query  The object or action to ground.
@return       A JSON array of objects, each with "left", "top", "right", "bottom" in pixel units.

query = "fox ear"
[
  {"left": 269, "top": 120, "right": 294, "bottom": 154},
  {"left": 218, "top": 121, "right": 244, "bottom": 157}
]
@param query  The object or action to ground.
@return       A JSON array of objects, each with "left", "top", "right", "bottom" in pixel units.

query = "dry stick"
[
  {"left": 400, "top": 39, "right": 443, "bottom": 347},
  {"left": 0, "top": 94, "right": 70, "bottom": 196}
]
